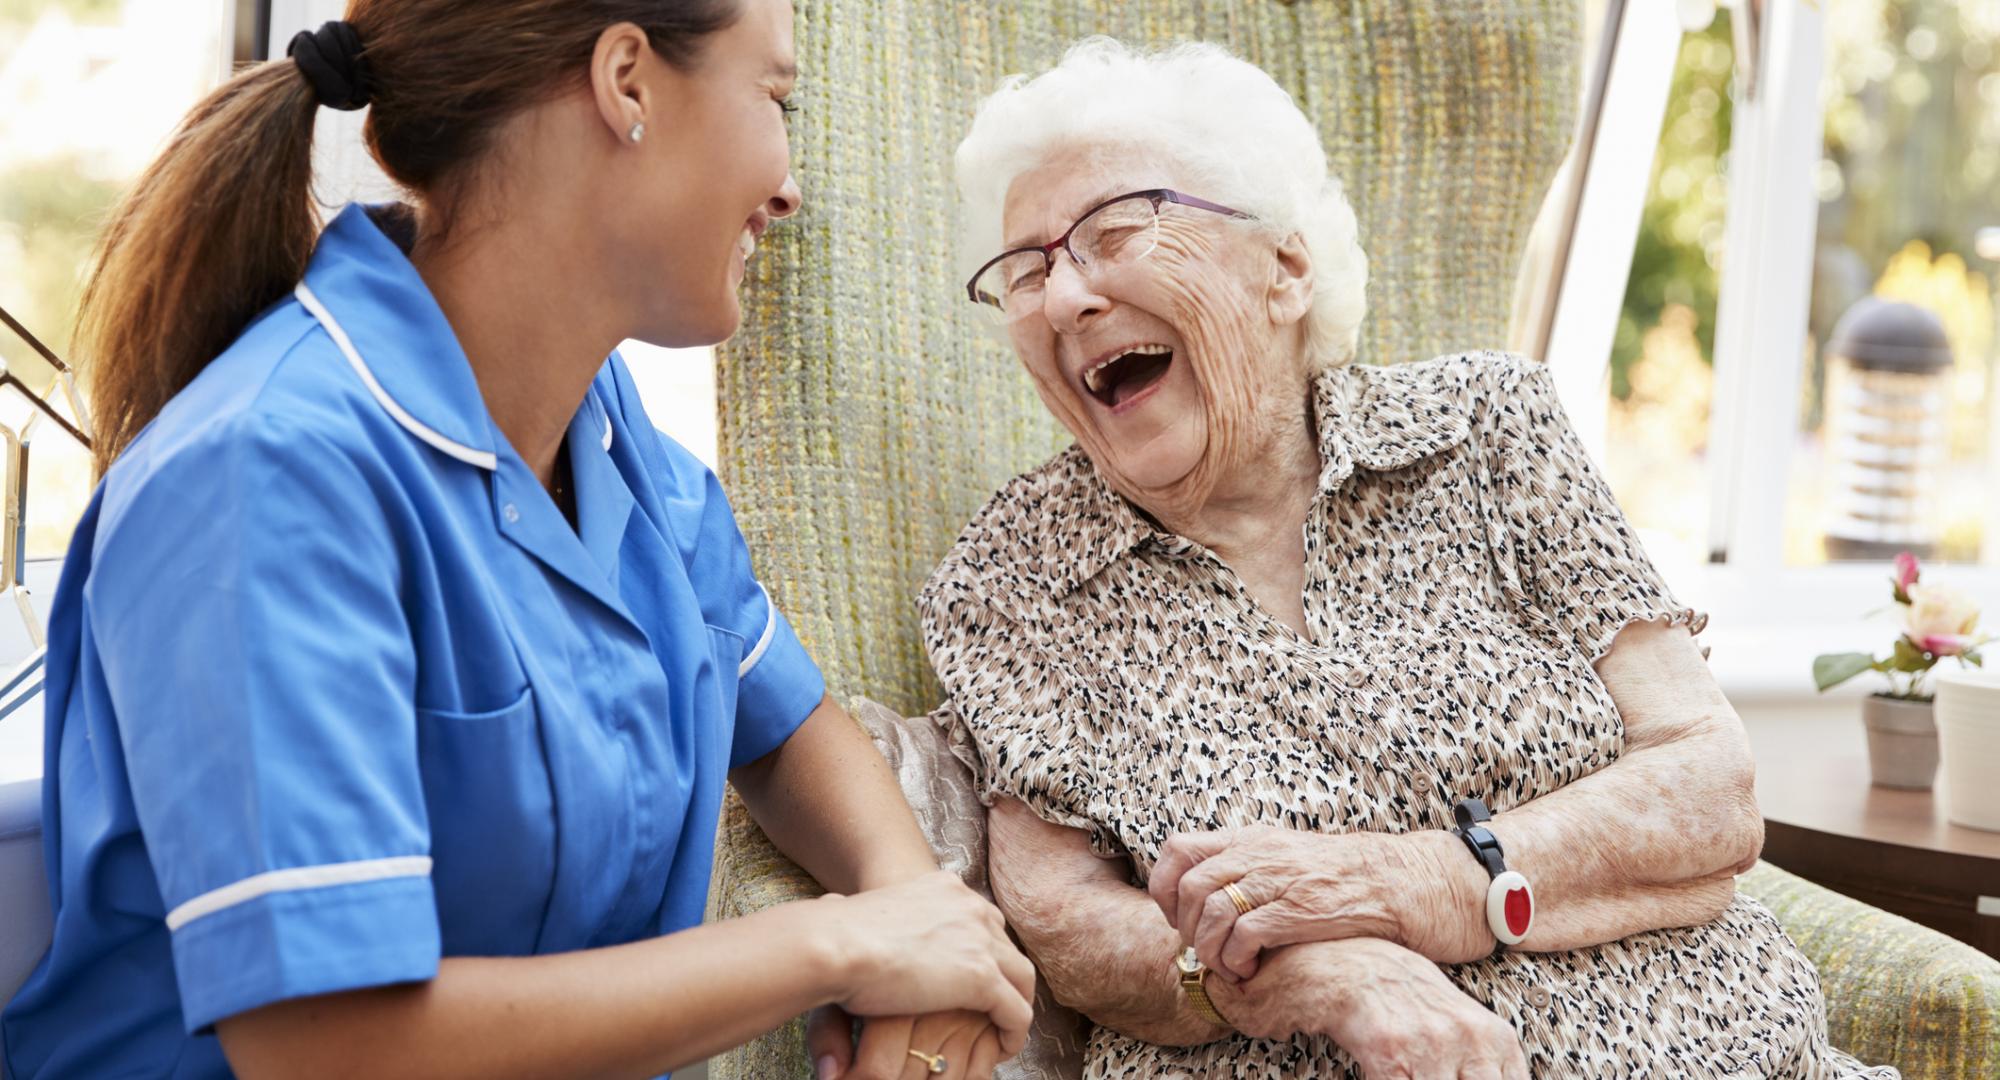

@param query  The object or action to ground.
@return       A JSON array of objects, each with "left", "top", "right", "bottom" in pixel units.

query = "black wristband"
[
  {"left": 1452, "top": 797, "right": 1508, "bottom": 878},
  {"left": 1450, "top": 797, "right": 1534, "bottom": 955}
]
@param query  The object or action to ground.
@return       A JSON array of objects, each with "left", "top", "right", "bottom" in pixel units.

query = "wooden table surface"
[{"left": 1747, "top": 712, "right": 2000, "bottom": 957}]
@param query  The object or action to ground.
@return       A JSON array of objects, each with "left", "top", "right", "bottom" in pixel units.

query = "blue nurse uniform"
[{"left": 1, "top": 203, "right": 826, "bottom": 1077}]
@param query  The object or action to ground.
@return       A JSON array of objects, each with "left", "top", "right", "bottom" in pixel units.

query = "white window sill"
[{"left": 1662, "top": 560, "right": 1999, "bottom": 707}]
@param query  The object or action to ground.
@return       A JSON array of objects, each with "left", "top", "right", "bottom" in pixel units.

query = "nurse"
[{"left": 1, "top": 2, "right": 1031, "bottom": 1079}]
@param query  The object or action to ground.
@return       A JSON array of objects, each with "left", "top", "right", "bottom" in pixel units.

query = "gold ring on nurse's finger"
[
  {"left": 1223, "top": 881, "right": 1255, "bottom": 916},
  {"left": 908, "top": 1048, "right": 948, "bottom": 1074}
]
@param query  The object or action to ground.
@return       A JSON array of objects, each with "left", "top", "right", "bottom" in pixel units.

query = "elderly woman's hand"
[
  {"left": 1215, "top": 938, "right": 1528, "bottom": 1080},
  {"left": 1149, "top": 824, "right": 1489, "bottom": 981},
  {"left": 806, "top": 1008, "right": 1006, "bottom": 1080}
]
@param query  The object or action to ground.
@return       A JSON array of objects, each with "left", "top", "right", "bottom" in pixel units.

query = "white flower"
[{"left": 1904, "top": 583, "right": 1981, "bottom": 656}]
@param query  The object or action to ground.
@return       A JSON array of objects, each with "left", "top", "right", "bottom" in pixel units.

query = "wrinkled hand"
[
  {"left": 1212, "top": 939, "right": 1528, "bottom": 1080},
  {"left": 805, "top": 1007, "right": 1005, "bottom": 1080},
  {"left": 1149, "top": 824, "right": 1483, "bottom": 981},
  {"left": 817, "top": 871, "right": 1037, "bottom": 1054}
]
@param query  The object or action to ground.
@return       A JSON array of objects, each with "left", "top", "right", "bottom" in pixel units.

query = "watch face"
[
  {"left": 1486, "top": 870, "right": 1535, "bottom": 945},
  {"left": 1176, "top": 947, "right": 1201, "bottom": 975}
]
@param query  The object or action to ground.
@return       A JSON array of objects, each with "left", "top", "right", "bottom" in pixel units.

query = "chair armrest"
[
  {"left": 705, "top": 789, "right": 821, "bottom": 1080},
  {"left": 1738, "top": 860, "right": 2000, "bottom": 1079},
  {"left": 708, "top": 789, "right": 824, "bottom": 920}
]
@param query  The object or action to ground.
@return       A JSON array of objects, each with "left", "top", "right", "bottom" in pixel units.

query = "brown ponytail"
[
  {"left": 79, "top": 61, "right": 319, "bottom": 476},
  {"left": 77, "top": 0, "right": 740, "bottom": 477}
]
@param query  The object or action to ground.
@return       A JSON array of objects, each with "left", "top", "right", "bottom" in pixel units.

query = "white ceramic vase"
[{"left": 1936, "top": 668, "right": 2000, "bottom": 832}]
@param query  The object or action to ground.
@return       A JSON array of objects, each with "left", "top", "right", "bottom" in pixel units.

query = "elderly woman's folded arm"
[
  {"left": 984, "top": 796, "right": 1228, "bottom": 1046},
  {"left": 1156, "top": 616, "right": 1764, "bottom": 971},
  {"left": 1369, "top": 618, "right": 1761, "bottom": 961},
  {"left": 1436, "top": 359, "right": 1765, "bottom": 954},
  {"left": 1468, "top": 617, "right": 1763, "bottom": 952},
  {"left": 986, "top": 796, "right": 1532, "bottom": 1078}
]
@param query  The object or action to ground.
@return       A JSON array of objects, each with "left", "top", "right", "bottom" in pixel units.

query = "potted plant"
[{"left": 1812, "top": 552, "right": 1989, "bottom": 789}]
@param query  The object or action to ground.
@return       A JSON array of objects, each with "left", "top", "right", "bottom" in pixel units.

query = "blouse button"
[
  {"left": 1343, "top": 667, "right": 1368, "bottom": 688},
  {"left": 503, "top": 503, "right": 522, "bottom": 524},
  {"left": 1524, "top": 985, "right": 1553, "bottom": 1008}
]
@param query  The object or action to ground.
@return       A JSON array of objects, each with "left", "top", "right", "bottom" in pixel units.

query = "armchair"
[{"left": 704, "top": 3, "right": 2000, "bottom": 1076}]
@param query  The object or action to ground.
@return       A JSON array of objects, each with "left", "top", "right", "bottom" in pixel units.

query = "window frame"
[
  {"left": 231, "top": 0, "right": 271, "bottom": 66},
  {"left": 1536, "top": 0, "right": 2000, "bottom": 695},
  {"left": 1703, "top": 0, "right": 2000, "bottom": 624}
]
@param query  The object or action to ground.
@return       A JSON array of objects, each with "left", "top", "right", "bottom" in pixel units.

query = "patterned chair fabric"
[
  {"left": 707, "top": 1, "right": 1998, "bottom": 1075},
  {"left": 1737, "top": 863, "right": 2000, "bottom": 1079}
]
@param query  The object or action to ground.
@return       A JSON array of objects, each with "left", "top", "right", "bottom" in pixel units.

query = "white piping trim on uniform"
[
  {"left": 295, "top": 283, "right": 499, "bottom": 471},
  {"left": 738, "top": 583, "right": 778, "bottom": 678},
  {"left": 165, "top": 855, "right": 434, "bottom": 932},
  {"left": 597, "top": 393, "right": 615, "bottom": 452}
]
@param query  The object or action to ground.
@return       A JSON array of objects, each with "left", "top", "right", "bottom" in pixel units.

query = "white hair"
[{"left": 953, "top": 37, "right": 1369, "bottom": 371}]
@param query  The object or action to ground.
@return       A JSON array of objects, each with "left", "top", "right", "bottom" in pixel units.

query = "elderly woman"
[{"left": 919, "top": 39, "right": 1896, "bottom": 1080}]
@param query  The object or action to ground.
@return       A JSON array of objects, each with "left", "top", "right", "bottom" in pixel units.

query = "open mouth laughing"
[{"left": 1081, "top": 343, "right": 1174, "bottom": 409}]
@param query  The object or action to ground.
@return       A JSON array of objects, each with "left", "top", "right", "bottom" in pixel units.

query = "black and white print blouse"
[{"left": 919, "top": 352, "right": 1895, "bottom": 1079}]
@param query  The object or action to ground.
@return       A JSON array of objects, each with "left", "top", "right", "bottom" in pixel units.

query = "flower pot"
[{"left": 1861, "top": 694, "right": 1939, "bottom": 790}]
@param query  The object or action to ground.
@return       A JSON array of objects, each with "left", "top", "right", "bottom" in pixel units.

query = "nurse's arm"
[
  {"left": 217, "top": 869, "right": 1036, "bottom": 1079},
  {"left": 217, "top": 900, "right": 838, "bottom": 1077},
  {"left": 728, "top": 692, "right": 939, "bottom": 892}
]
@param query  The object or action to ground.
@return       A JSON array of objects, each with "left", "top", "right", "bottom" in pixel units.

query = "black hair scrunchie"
[{"left": 288, "top": 21, "right": 372, "bottom": 111}]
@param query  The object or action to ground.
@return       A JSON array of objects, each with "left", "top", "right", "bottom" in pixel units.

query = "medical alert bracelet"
[
  {"left": 1176, "top": 947, "right": 1232, "bottom": 1029},
  {"left": 1450, "top": 798, "right": 1535, "bottom": 954}
]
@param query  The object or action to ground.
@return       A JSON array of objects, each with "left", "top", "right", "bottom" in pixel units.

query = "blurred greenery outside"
[
  {"left": 1607, "top": 1, "right": 2000, "bottom": 567},
  {"left": 2, "top": 0, "right": 126, "bottom": 347},
  {"left": 1, "top": 0, "right": 222, "bottom": 559}
]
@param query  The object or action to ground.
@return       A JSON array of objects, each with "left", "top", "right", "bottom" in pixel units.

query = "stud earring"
[{"left": 628, "top": 121, "right": 646, "bottom": 144}]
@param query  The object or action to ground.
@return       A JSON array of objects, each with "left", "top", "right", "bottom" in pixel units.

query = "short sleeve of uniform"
[
  {"left": 84, "top": 412, "right": 438, "bottom": 1033},
  {"left": 1472, "top": 353, "right": 1707, "bottom": 661},
  {"left": 647, "top": 431, "right": 825, "bottom": 768}
]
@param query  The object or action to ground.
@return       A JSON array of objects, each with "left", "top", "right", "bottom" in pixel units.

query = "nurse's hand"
[
  {"left": 813, "top": 871, "right": 1036, "bottom": 1053},
  {"left": 805, "top": 1007, "right": 1005, "bottom": 1079}
]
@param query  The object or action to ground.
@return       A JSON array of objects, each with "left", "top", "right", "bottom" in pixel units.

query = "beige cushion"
[{"left": 851, "top": 698, "right": 1088, "bottom": 1080}]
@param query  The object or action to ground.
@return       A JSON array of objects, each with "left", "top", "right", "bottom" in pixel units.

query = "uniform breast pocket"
[{"left": 416, "top": 686, "right": 558, "bottom": 955}]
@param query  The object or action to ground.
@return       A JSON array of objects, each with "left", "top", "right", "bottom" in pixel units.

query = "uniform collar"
[
  {"left": 295, "top": 203, "right": 500, "bottom": 469},
  {"left": 299, "top": 204, "right": 640, "bottom": 617},
  {"left": 488, "top": 372, "right": 638, "bottom": 620},
  {"left": 1036, "top": 361, "right": 1474, "bottom": 601}
]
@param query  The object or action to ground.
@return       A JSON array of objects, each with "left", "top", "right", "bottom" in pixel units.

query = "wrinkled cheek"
[{"left": 1161, "top": 270, "right": 1263, "bottom": 450}]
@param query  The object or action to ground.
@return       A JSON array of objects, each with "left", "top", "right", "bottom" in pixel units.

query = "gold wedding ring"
[
  {"left": 908, "top": 1048, "right": 948, "bottom": 1074},
  {"left": 1223, "top": 881, "right": 1255, "bottom": 916}
]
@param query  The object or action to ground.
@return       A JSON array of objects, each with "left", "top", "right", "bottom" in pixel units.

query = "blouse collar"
[{"left": 1037, "top": 358, "right": 1476, "bottom": 601}]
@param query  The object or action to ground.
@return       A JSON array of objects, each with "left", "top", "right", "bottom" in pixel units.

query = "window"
[
  {"left": 1535, "top": 0, "right": 2000, "bottom": 698},
  {"left": 1784, "top": 1, "right": 2000, "bottom": 567},
  {"left": 1, "top": 0, "right": 232, "bottom": 564},
  {"left": 0, "top": 0, "right": 235, "bottom": 782},
  {"left": 1602, "top": 14, "right": 1734, "bottom": 578}
]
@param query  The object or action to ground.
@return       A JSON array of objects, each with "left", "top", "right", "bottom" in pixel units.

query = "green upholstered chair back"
[{"left": 709, "top": 2, "right": 1579, "bottom": 1075}]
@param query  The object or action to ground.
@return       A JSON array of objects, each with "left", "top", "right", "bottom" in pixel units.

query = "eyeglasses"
[{"left": 964, "top": 188, "right": 1253, "bottom": 324}]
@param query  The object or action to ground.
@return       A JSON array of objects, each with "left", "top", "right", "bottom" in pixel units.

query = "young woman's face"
[{"left": 620, "top": 0, "right": 802, "bottom": 347}]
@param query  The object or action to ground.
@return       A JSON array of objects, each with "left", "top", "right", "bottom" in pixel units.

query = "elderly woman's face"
[{"left": 1000, "top": 146, "right": 1312, "bottom": 510}]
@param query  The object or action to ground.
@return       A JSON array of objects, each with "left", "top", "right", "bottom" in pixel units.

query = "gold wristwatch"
[{"left": 1175, "top": 947, "right": 1232, "bottom": 1029}]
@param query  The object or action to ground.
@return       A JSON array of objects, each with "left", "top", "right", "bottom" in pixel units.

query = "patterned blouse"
[{"left": 919, "top": 353, "right": 1894, "bottom": 1079}]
